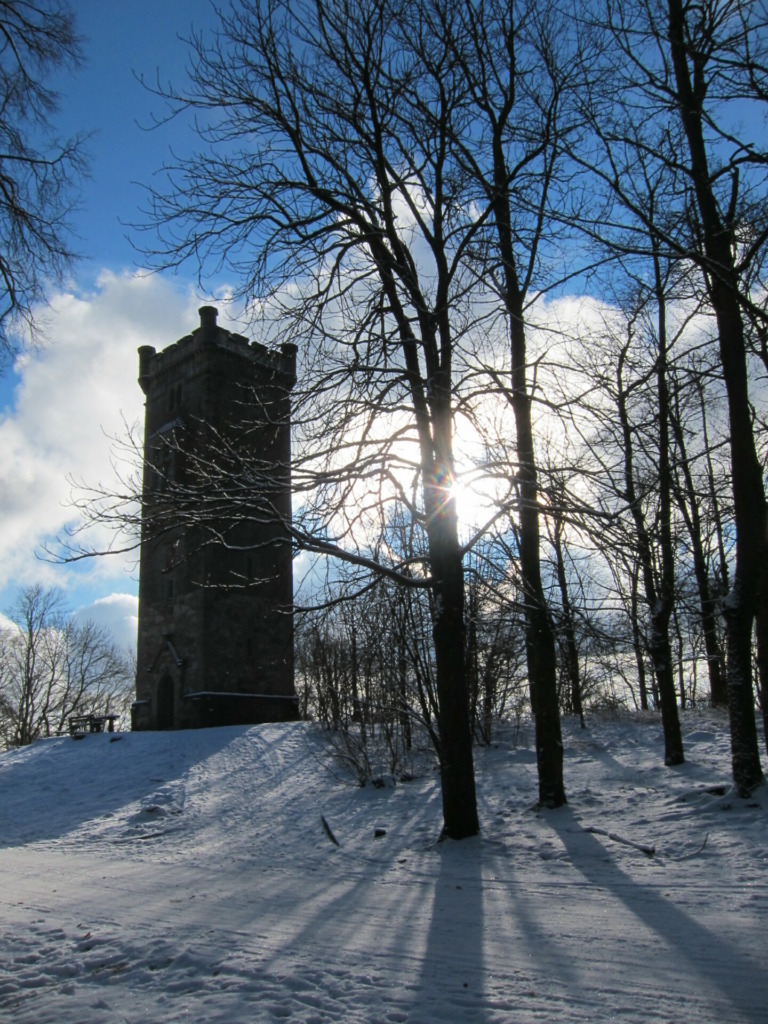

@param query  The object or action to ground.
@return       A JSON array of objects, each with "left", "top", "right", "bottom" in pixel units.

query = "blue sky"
[
  {"left": 0, "top": 1, "right": 234, "bottom": 646},
  {"left": 58, "top": 0, "right": 218, "bottom": 270}
]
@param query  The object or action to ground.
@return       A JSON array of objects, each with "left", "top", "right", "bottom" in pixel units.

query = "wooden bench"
[{"left": 68, "top": 714, "right": 119, "bottom": 738}]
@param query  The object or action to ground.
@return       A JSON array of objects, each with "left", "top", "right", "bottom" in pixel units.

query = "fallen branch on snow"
[
  {"left": 321, "top": 814, "right": 340, "bottom": 847},
  {"left": 582, "top": 825, "right": 656, "bottom": 857}
]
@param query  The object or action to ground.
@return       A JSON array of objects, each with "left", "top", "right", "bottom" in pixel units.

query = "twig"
[
  {"left": 666, "top": 832, "right": 709, "bottom": 861},
  {"left": 583, "top": 824, "right": 655, "bottom": 857},
  {"left": 321, "top": 814, "right": 340, "bottom": 847}
]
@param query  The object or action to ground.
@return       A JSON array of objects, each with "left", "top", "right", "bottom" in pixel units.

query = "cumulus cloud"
[
  {"left": 0, "top": 271, "right": 236, "bottom": 622},
  {"left": 73, "top": 592, "right": 139, "bottom": 652}
]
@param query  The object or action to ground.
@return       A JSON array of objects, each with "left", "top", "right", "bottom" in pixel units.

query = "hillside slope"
[{"left": 0, "top": 714, "right": 766, "bottom": 1023}]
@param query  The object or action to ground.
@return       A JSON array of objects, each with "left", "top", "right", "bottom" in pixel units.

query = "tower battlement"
[{"left": 138, "top": 306, "right": 297, "bottom": 394}]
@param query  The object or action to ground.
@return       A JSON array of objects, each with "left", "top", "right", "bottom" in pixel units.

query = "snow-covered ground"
[{"left": 0, "top": 711, "right": 766, "bottom": 1023}]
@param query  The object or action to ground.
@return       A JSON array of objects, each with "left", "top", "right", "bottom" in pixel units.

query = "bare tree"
[
  {"left": 0, "top": 583, "right": 133, "bottom": 748},
  {"left": 668, "top": 356, "right": 729, "bottom": 707},
  {"left": 596, "top": 0, "right": 766, "bottom": 792},
  {"left": 0, "top": 0, "right": 86, "bottom": 359},
  {"left": 430, "top": 0, "right": 582, "bottom": 807},
  {"left": 615, "top": 293, "right": 684, "bottom": 763},
  {"left": 133, "top": 0, "right": 488, "bottom": 838}
]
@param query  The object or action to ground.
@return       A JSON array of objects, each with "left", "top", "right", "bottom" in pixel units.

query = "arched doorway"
[{"left": 156, "top": 673, "right": 175, "bottom": 730}]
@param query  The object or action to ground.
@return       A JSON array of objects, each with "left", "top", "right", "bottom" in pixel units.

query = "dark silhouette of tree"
[
  {"left": 598, "top": 0, "right": 766, "bottom": 792},
  {"left": 0, "top": 0, "right": 86, "bottom": 360},
  {"left": 431, "top": 0, "right": 580, "bottom": 807},
  {"left": 137, "top": 0, "right": 485, "bottom": 838}
]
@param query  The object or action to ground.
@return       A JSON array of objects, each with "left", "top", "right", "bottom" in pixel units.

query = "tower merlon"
[
  {"left": 195, "top": 304, "right": 219, "bottom": 347},
  {"left": 281, "top": 342, "right": 298, "bottom": 383},
  {"left": 138, "top": 345, "right": 156, "bottom": 394}
]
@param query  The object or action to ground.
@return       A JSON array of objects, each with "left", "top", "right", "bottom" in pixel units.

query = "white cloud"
[
  {"left": 0, "top": 271, "right": 233, "bottom": 607},
  {"left": 73, "top": 592, "right": 139, "bottom": 652}
]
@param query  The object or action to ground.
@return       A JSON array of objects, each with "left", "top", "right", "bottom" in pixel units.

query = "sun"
[{"left": 448, "top": 471, "right": 501, "bottom": 536}]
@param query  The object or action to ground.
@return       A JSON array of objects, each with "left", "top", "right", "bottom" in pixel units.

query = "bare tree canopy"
[
  {"left": 592, "top": 0, "right": 768, "bottom": 791},
  {"left": 138, "top": 0, "right": 492, "bottom": 838},
  {"left": 0, "top": 583, "right": 134, "bottom": 748},
  {"left": 0, "top": 0, "right": 87, "bottom": 360}
]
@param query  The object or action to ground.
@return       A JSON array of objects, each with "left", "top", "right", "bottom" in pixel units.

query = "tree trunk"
[
  {"left": 616, "top": 343, "right": 683, "bottom": 765},
  {"left": 381, "top": 262, "right": 480, "bottom": 837},
  {"left": 508, "top": 305, "right": 566, "bottom": 806},
  {"left": 630, "top": 560, "right": 650, "bottom": 711},
  {"left": 755, "top": 592, "right": 768, "bottom": 760},
  {"left": 466, "top": 576, "right": 480, "bottom": 739},
  {"left": 420, "top": 372, "right": 479, "bottom": 838},
  {"left": 652, "top": 254, "right": 684, "bottom": 761},
  {"left": 696, "top": 380, "right": 730, "bottom": 598},
  {"left": 667, "top": 0, "right": 764, "bottom": 793},
  {"left": 426, "top": 499, "right": 479, "bottom": 838},
  {"left": 552, "top": 513, "right": 584, "bottom": 727},
  {"left": 668, "top": 385, "right": 727, "bottom": 706}
]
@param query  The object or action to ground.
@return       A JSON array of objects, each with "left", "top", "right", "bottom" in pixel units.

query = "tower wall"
[{"left": 132, "top": 307, "right": 298, "bottom": 730}]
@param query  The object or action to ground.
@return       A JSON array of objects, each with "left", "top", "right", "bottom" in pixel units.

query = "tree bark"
[
  {"left": 423, "top": 416, "right": 479, "bottom": 837},
  {"left": 755, "top": 590, "right": 768, "bottom": 759},
  {"left": 628, "top": 559, "right": 650, "bottom": 711},
  {"left": 507, "top": 295, "right": 566, "bottom": 805},
  {"left": 651, "top": 251, "right": 685, "bottom": 760},
  {"left": 668, "top": 384, "right": 727, "bottom": 706},
  {"left": 616, "top": 343, "right": 684, "bottom": 765},
  {"left": 667, "top": 0, "right": 764, "bottom": 793},
  {"left": 551, "top": 512, "right": 584, "bottom": 727}
]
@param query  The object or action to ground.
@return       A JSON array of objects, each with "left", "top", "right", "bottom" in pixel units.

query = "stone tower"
[{"left": 131, "top": 306, "right": 298, "bottom": 730}]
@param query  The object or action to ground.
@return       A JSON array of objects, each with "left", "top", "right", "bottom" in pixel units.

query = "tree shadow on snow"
[
  {"left": 0, "top": 726, "right": 244, "bottom": 847},
  {"left": 406, "top": 838, "right": 489, "bottom": 1023},
  {"left": 549, "top": 806, "right": 767, "bottom": 1024}
]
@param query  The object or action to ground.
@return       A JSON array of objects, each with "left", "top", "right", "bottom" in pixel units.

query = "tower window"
[{"left": 154, "top": 444, "right": 177, "bottom": 492}]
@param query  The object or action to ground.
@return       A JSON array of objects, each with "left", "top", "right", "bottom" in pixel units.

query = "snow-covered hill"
[{"left": 0, "top": 712, "right": 766, "bottom": 1023}]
